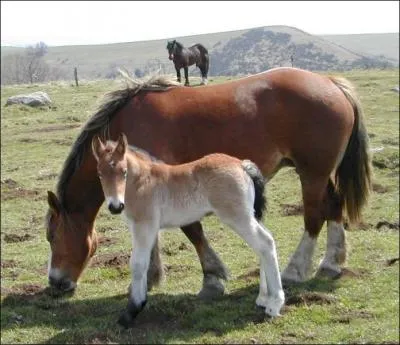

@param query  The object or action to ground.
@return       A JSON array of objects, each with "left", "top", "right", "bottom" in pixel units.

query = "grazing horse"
[
  {"left": 92, "top": 133, "right": 285, "bottom": 327},
  {"left": 45, "top": 67, "right": 371, "bottom": 301},
  {"left": 166, "top": 40, "right": 209, "bottom": 86}
]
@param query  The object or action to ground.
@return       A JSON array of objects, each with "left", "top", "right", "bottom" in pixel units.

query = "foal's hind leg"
[
  {"left": 281, "top": 177, "right": 328, "bottom": 284},
  {"left": 223, "top": 215, "right": 284, "bottom": 316},
  {"left": 181, "top": 222, "right": 229, "bottom": 299}
]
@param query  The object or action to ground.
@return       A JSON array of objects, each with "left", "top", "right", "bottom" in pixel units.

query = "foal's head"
[{"left": 92, "top": 133, "right": 128, "bottom": 215}]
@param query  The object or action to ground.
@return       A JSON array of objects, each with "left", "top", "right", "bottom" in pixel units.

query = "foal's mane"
[
  {"left": 56, "top": 71, "right": 180, "bottom": 206},
  {"left": 174, "top": 41, "right": 184, "bottom": 50}
]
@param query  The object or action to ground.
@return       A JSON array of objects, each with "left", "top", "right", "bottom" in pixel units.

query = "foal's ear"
[
  {"left": 91, "top": 135, "right": 105, "bottom": 161},
  {"left": 47, "top": 191, "right": 62, "bottom": 216},
  {"left": 115, "top": 133, "right": 128, "bottom": 157}
]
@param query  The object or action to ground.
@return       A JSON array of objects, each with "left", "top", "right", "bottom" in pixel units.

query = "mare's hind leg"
[
  {"left": 181, "top": 222, "right": 229, "bottom": 299},
  {"left": 199, "top": 66, "right": 208, "bottom": 85},
  {"left": 316, "top": 179, "right": 347, "bottom": 278},
  {"left": 281, "top": 177, "right": 328, "bottom": 284}
]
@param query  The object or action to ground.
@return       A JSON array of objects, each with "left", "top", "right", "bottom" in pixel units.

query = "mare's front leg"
[
  {"left": 175, "top": 66, "right": 181, "bottom": 83},
  {"left": 181, "top": 222, "right": 229, "bottom": 299},
  {"left": 184, "top": 66, "right": 189, "bottom": 86},
  {"left": 118, "top": 221, "right": 159, "bottom": 328}
]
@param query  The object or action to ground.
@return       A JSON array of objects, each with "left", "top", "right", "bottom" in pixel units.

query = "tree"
[{"left": 1, "top": 42, "right": 50, "bottom": 84}]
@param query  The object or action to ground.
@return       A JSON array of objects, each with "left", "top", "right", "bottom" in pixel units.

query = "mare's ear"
[
  {"left": 91, "top": 135, "right": 105, "bottom": 161},
  {"left": 47, "top": 191, "right": 62, "bottom": 216},
  {"left": 115, "top": 133, "right": 128, "bottom": 157}
]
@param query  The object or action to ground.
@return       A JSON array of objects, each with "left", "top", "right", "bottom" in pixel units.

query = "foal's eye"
[
  {"left": 123, "top": 169, "right": 127, "bottom": 178},
  {"left": 97, "top": 173, "right": 102, "bottom": 179}
]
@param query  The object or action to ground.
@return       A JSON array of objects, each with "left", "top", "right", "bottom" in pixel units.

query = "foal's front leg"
[
  {"left": 184, "top": 66, "right": 189, "bottom": 86},
  {"left": 118, "top": 221, "right": 159, "bottom": 328}
]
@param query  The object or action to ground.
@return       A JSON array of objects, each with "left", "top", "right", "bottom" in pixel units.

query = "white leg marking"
[
  {"left": 318, "top": 221, "right": 346, "bottom": 274},
  {"left": 281, "top": 231, "right": 317, "bottom": 282},
  {"left": 128, "top": 220, "right": 159, "bottom": 307},
  {"left": 225, "top": 214, "right": 284, "bottom": 317}
]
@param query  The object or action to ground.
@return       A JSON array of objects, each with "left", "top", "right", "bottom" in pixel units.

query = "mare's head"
[
  {"left": 46, "top": 191, "right": 98, "bottom": 292},
  {"left": 92, "top": 133, "right": 128, "bottom": 215},
  {"left": 166, "top": 40, "right": 177, "bottom": 60}
]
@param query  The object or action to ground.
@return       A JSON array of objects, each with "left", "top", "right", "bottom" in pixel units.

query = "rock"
[
  {"left": 391, "top": 86, "right": 399, "bottom": 93},
  {"left": 5, "top": 91, "right": 52, "bottom": 107}
]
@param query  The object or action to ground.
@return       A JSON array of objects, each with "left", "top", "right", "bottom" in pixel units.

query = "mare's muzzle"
[
  {"left": 168, "top": 54, "right": 174, "bottom": 60},
  {"left": 49, "top": 276, "right": 76, "bottom": 292},
  {"left": 109, "top": 202, "right": 124, "bottom": 214}
]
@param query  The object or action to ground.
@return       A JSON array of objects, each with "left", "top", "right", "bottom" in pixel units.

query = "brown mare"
[
  {"left": 166, "top": 40, "right": 209, "bottom": 85},
  {"left": 46, "top": 67, "right": 371, "bottom": 300},
  {"left": 92, "top": 133, "right": 284, "bottom": 327}
]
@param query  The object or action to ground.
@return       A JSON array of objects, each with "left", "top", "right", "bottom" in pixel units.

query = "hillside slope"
[{"left": 1, "top": 25, "right": 397, "bottom": 81}]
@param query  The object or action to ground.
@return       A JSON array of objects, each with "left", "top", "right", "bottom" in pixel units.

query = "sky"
[{"left": 1, "top": 1, "right": 399, "bottom": 47}]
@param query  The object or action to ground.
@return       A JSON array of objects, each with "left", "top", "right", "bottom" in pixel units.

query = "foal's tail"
[
  {"left": 329, "top": 76, "right": 372, "bottom": 224},
  {"left": 242, "top": 160, "right": 266, "bottom": 220}
]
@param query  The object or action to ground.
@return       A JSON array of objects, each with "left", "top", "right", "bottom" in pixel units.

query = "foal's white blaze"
[
  {"left": 318, "top": 220, "right": 346, "bottom": 273},
  {"left": 281, "top": 231, "right": 317, "bottom": 282}
]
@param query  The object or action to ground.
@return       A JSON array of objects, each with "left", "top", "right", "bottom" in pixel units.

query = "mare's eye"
[
  {"left": 123, "top": 169, "right": 127, "bottom": 178},
  {"left": 97, "top": 172, "right": 102, "bottom": 179}
]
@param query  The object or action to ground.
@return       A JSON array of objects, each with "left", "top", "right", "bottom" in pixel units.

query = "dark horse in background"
[{"left": 167, "top": 40, "right": 209, "bottom": 86}]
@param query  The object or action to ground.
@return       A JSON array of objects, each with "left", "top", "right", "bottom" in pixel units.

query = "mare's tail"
[
  {"left": 242, "top": 160, "right": 266, "bottom": 220},
  {"left": 329, "top": 76, "right": 372, "bottom": 224}
]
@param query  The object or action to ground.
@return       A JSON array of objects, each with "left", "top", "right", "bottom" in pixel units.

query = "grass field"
[{"left": 1, "top": 69, "right": 399, "bottom": 344}]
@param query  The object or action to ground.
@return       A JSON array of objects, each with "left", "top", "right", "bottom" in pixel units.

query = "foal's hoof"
[
  {"left": 198, "top": 275, "right": 225, "bottom": 300},
  {"left": 117, "top": 310, "right": 135, "bottom": 329}
]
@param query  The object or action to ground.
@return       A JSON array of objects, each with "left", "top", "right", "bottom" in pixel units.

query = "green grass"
[{"left": 1, "top": 69, "right": 399, "bottom": 344}]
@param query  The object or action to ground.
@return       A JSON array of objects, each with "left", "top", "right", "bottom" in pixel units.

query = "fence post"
[{"left": 74, "top": 67, "right": 79, "bottom": 86}]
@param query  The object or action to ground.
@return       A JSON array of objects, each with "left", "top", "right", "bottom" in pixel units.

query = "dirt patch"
[
  {"left": 90, "top": 253, "right": 130, "bottom": 268},
  {"left": 31, "top": 123, "right": 81, "bottom": 133},
  {"left": 338, "top": 267, "right": 369, "bottom": 279},
  {"left": 372, "top": 182, "right": 390, "bottom": 193},
  {"left": 332, "top": 310, "right": 374, "bottom": 323},
  {"left": 280, "top": 203, "right": 303, "bottom": 216},
  {"left": 37, "top": 173, "right": 58, "bottom": 181},
  {"left": 97, "top": 226, "right": 115, "bottom": 233},
  {"left": 1, "top": 179, "right": 41, "bottom": 201},
  {"left": 285, "top": 291, "right": 336, "bottom": 306},
  {"left": 51, "top": 138, "right": 74, "bottom": 146},
  {"left": 4, "top": 233, "right": 34, "bottom": 243},
  {"left": 376, "top": 220, "right": 399, "bottom": 230},
  {"left": 237, "top": 268, "right": 260, "bottom": 281},
  {"left": 1, "top": 259, "right": 18, "bottom": 268},
  {"left": 19, "top": 138, "right": 40, "bottom": 143},
  {"left": 98, "top": 236, "right": 118, "bottom": 247},
  {"left": 164, "top": 264, "right": 193, "bottom": 273}
]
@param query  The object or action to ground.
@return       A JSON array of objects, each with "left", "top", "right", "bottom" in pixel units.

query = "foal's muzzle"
[{"left": 109, "top": 203, "right": 124, "bottom": 214}]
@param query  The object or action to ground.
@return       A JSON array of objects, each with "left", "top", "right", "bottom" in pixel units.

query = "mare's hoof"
[
  {"left": 315, "top": 267, "right": 341, "bottom": 279},
  {"left": 198, "top": 275, "right": 225, "bottom": 300}
]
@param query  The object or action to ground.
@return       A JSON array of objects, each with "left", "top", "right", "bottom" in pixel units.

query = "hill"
[{"left": 1, "top": 25, "right": 398, "bottom": 82}]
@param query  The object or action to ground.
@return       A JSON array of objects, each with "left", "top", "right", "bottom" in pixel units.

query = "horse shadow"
[{"left": 1, "top": 275, "right": 343, "bottom": 344}]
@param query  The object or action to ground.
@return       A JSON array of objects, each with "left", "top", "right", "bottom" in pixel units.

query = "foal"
[{"left": 92, "top": 133, "right": 284, "bottom": 328}]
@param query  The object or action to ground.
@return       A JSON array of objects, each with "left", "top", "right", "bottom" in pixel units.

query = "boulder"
[{"left": 5, "top": 91, "right": 52, "bottom": 107}]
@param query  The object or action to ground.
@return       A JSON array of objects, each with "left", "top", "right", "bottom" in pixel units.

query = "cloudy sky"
[{"left": 1, "top": 1, "right": 399, "bottom": 46}]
